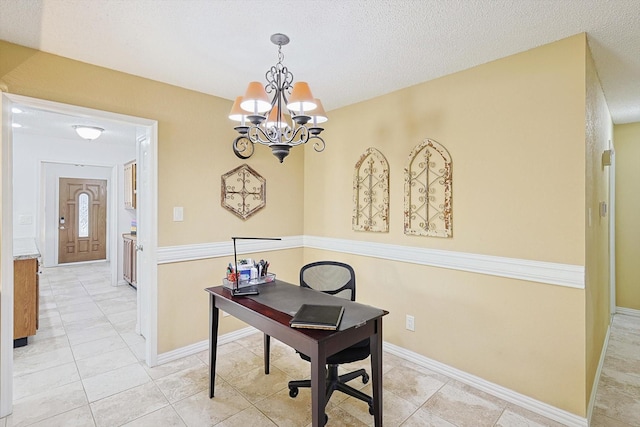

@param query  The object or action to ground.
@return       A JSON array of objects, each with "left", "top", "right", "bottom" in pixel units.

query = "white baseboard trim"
[
  {"left": 158, "top": 330, "right": 586, "bottom": 427},
  {"left": 156, "top": 326, "right": 258, "bottom": 365},
  {"left": 383, "top": 342, "right": 587, "bottom": 427},
  {"left": 615, "top": 306, "right": 640, "bottom": 317},
  {"left": 587, "top": 323, "right": 611, "bottom": 425},
  {"left": 157, "top": 235, "right": 585, "bottom": 289}
]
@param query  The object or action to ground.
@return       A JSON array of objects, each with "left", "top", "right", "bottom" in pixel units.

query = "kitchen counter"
[{"left": 13, "top": 238, "right": 41, "bottom": 260}]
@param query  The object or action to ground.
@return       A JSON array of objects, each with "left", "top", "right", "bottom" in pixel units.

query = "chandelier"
[{"left": 229, "top": 33, "right": 327, "bottom": 163}]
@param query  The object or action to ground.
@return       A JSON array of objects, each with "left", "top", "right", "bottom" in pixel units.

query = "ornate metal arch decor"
[
  {"left": 221, "top": 164, "right": 266, "bottom": 220},
  {"left": 353, "top": 148, "right": 389, "bottom": 232},
  {"left": 404, "top": 138, "right": 452, "bottom": 237}
]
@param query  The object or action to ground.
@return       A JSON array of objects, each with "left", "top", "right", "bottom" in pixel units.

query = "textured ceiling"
[{"left": 1, "top": 0, "right": 639, "bottom": 124}]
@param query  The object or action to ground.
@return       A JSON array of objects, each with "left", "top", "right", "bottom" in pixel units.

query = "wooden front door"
[{"left": 58, "top": 178, "right": 107, "bottom": 264}]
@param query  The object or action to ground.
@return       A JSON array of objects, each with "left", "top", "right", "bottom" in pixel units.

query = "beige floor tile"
[
  {"left": 253, "top": 387, "right": 313, "bottom": 427},
  {"left": 324, "top": 406, "right": 371, "bottom": 427},
  {"left": 13, "top": 335, "right": 70, "bottom": 360},
  {"left": 495, "top": 404, "right": 567, "bottom": 427},
  {"left": 7, "top": 381, "right": 87, "bottom": 427},
  {"left": 90, "top": 382, "right": 169, "bottom": 427},
  {"left": 421, "top": 381, "right": 506, "bottom": 427},
  {"left": 28, "top": 405, "right": 96, "bottom": 427},
  {"left": 144, "top": 355, "right": 205, "bottom": 380},
  {"left": 382, "top": 364, "right": 447, "bottom": 407},
  {"left": 340, "top": 384, "right": 417, "bottom": 426},
  {"left": 66, "top": 322, "right": 120, "bottom": 346},
  {"left": 216, "top": 348, "right": 265, "bottom": 381},
  {"left": 591, "top": 408, "right": 634, "bottom": 427},
  {"left": 155, "top": 364, "right": 210, "bottom": 403},
  {"left": 594, "top": 372, "right": 640, "bottom": 426},
  {"left": 13, "top": 361, "right": 80, "bottom": 401},
  {"left": 173, "top": 384, "right": 252, "bottom": 427},
  {"left": 400, "top": 406, "right": 457, "bottom": 426},
  {"left": 82, "top": 362, "right": 151, "bottom": 402},
  {"left": 76, "top": 347, "right": 139, "bottom": 379},
  {"left": 71, "top": 333, "right": 128, "bottom": 361},
  {"left": 215, "top": 407, "right": 278, "bottom": 427},
  {"left": 121, "top": 406, "right": 186, "bottom": 426},
  {"left": 226, "top": 364, "right": 291, "bottom": 404},
  {"left": 13, "top": 346, "right": 75, "bottom": 377}
]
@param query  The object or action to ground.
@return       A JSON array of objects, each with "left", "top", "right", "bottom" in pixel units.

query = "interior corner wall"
[
  {"left": 0, "top": 40, "right": 306, "bottom": 354},
  {"left": 614, "top": 121, "right": 640, "bottom": 311},
  {"left": 584, "top": 41, "right": 613, "bottom": 407},
  {"left": 303, "top": 35, "right": 589, "bottom": 415}
]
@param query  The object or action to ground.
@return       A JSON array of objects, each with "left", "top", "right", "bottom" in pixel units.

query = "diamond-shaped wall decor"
[{"left": 221, "top": 164, "right": 266, "bottom": 220}]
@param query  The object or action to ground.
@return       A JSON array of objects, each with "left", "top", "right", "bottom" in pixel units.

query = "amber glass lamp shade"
[
  {"left": 265, "top": 106, "right": 288, "bottom": 129},
  {"left": 240, "top": 82, "right": 271, "bottom": 113},
  {"left": 309, "top": 99, "right": 328, "bottom": 124},
  {"left": 228, "top": 97, "right": 247, "bottom": 122},
  {"left": 287, "top": 82, "right": 317, "bottom": 113}
]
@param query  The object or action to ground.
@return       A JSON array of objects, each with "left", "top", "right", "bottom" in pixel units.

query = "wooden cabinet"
[
  {"left": 124, "top": 160, "right": 137, "bottom": 209},
  {"left": 123, "top": 233, "right": 137, "bottom": 288},
  {"left": 14, "top": 257, "right": 39, "bottom": 346}
]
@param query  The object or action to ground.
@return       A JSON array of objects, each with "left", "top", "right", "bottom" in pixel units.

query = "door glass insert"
[{"left": 78, "top": 192, "right": 89, "bottom": 237}]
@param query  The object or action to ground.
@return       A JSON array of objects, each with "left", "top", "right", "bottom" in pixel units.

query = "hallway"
[{"left": 2, "top": 262, "right": 639, "bottom": 426}]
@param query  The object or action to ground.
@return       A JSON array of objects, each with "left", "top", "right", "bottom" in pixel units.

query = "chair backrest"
[{"left": 299, "top": 261, "right": 356, "bottom": 301}]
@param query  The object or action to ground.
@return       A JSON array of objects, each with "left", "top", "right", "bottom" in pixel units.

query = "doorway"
[
  {"left": 58, "top": 178, "right": 107, "bottom": 264},
  {"left": 0, "top": 93, "right": 158, "bottom": 417}
]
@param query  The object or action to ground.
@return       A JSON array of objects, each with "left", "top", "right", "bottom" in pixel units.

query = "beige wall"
[
  {"left": 615, "top": 122, "right": 640, "bottom": 310},
  {"left": 1, "top": 34, "right": 607, "bottom": 417},
  {"left": 0, "top": 40, "right": 305, "bottom": 353},
  {"left": 304, "top": 35, "right": 589, "bottom": 415},
  {"left": 583, "top": 42, "right": 613, "bottom": 406}
]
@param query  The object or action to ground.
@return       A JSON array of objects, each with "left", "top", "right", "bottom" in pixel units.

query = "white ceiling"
[{"left": 1, "top": 0, "right": 639, "bottom": 132}]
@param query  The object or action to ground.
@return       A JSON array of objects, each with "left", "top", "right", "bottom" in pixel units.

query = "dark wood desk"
[{"left": 206, "top": 281, "right": 387, "bottom": 427}]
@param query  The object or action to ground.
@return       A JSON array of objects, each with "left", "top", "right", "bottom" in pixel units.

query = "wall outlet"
[{"left": 406, "top": 314, "right": 415, "bottom": 332}]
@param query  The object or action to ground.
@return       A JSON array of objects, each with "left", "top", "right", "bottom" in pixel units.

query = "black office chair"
[{"left": 288, "top": 261, "right": 374, "bottom": 421}]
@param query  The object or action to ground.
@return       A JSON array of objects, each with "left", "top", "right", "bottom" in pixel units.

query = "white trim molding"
[
  {"left": 157, "top": 235, "right": 304, "bottom": 264},
  {"left": 587, "top": 324, "right": 611, "bottom": 425},
  {"left": 156, "top": 327, "right": 258, "bottom": 365},
  {"left": 157, "top": 235, "right": 585, "bottom": 289},
  {"left": 303, "top": 236, "right": 585, "bottom": 289},
  {"left": 384, "top": 342, "right": 588, "bottom": 427},
  {"left": 616, "top": 306, "right": 640, "bottom": 317}
]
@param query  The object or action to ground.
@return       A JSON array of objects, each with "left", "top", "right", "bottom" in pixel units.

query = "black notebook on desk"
[{"left": 290, "top": 304, "right": 345, "bottom": 330}]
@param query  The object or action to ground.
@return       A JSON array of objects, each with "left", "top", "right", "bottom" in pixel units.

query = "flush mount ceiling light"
[
  {"left": 73, "top": 125, "right": 104, "bottom": 140},
  {"left": 229, "top": 33, "right": 327, "bottom": 163}
]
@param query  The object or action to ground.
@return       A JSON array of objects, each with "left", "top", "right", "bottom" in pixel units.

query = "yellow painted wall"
[
  {"left": 615, "top": 122, "right": 640, "bottom": 310},
  {"left": 304, "top": 35, "right": 589, "bottom": 415},
  {"left": 0, "top": 40, "right": 305, "bottom": 353},
  {"left": 1, "top": 34, "right": 602, "bottom": 417},
  {"left": 583, "top": 42, "right": 613, "bottom": 407}
]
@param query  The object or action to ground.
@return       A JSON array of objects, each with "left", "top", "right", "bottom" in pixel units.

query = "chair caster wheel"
[
  {"left": 289, "top": 387, "right": 299, "bottom": 398},
  {"left": 368, "top": 403, "right": 375, "bottom": 415},
  {"left": 362, "top": 372, "right": 370, "bottom": 384},
  {"left": 324, "top": 414, "right": 329, "bottom": 425}
]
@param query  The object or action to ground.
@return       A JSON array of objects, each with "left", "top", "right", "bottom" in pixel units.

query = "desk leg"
[
  {"left": 209, "top": 294, "right": 219, "bottom": 398},
  {"left": 311, "top": 346, "right": 327, "bottom": 427},
  {"left": 264, "top": 334, "right": 271, "bottom": 375},
  {"left": 370, "top": 318, "right": 383, "bottom": 426}
]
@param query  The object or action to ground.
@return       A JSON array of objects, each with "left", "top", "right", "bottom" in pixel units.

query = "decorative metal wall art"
[
  {"left": 404, "top": 139, "right": 452, "bottom": 237},
  {"left": 353, "top": 148, "right": 389, "bottom": 232},
  {"left": 221, "top": 164, "right": 266, "bottom": 220}
]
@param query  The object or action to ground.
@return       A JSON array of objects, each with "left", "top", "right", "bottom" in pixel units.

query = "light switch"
[{"left": 173, "top": 207, "right": 184, "bottom": 222}]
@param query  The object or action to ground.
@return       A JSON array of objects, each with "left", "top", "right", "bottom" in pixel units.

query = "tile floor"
[{"left": 1, "top": 262, "right": 639, "bottom": 426}]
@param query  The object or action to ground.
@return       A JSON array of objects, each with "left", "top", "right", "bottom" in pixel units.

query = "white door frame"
[
  {"left": 0, "top": 93, "right": 158, "bottom": 417},
  {"left": 609, "top": 144, "right": 616, "bottom": 317}
]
